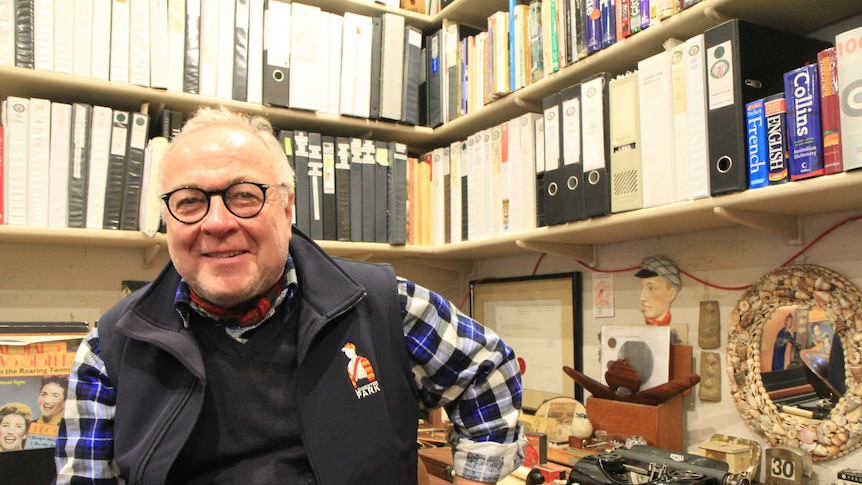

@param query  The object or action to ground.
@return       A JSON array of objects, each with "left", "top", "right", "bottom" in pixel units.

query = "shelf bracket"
[
  {"left": 513, "top": 96, "right": 543, "bottom": 114},
  {"left": 515, "top": 240, "right": 595, "bottom": 265},
  {"left": 713, "top": 207, "right": 801, "bottom": 243},
  {"left": 143, "top": 242, "right": 163, "bottom": 268}
]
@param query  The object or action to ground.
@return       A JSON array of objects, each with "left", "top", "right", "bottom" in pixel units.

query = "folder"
[
  {"left": 321, "top": 136, "right": 337, "bottom": 240},
  {"left": 291, "top": 130, "right": 311, "bottom": 235},
  {"left": 334, "top": 137, "right": 352, "bottom": 241},
  {"left": 375, "top": 140, "right": 391, "bottom": 243},
  {"left": 72, "top": 0, "right": 91, "bottom": 77},
  {"left": 103, "top": 110, "right": 131, "bottom": 230},
  {"left": 15, "top": 0, "right": 34, "bottom": 69},
  {"left": 319, "top": 12, "right": 343, "bottom": 116},
  {"left": 198, "top": 0, "right": 219, "bottom": 97},
  {"left": 120, "top": 113, "right": 149, "bottom": 231},
  {"left": 541, "top": 92, "right": 563, "bottom": 226},
  {"left": 459, "top": 139, "right": 469, "bottom": 241},
  {"left": 0, "top": 0, "right": 14, "bottom": 66},
  {"left": 183, "top": 0, "right": 201, "bottom": 94},
  {"left": 25, "top": 98, "right": 49, "bottom": 227},
  {"left": 340, "top": 12, "right": 373, "bottom": 119},
  {"left": 534, "top": 114, "right": 545, "bottom": 227},
  {"left": 149, "top": 0, "right": 169, "bottom": 89},
  {"left": 48, "top": 102, "right": 73, "bottom": 228},
  {"left": 559, "top": 84, "right": 585, "bottom": 223},
  {"left": 215, "top": 0, "right": 235, "bottom": 98},
  {"left": 684, "top": 34, "right": 710, "bottom": 200},
  {"left": 32, "top": 0, "right": 52, "bottom": 72},
  {"left": 401, "top": 25, "right": 423, "bottom": 125},
  {"left": 426, "top": 27, "right": 444, "bottom": 127},
  {"left": 361, "top": 139, "right": 377, "bottom": 242},
  {"left": 262, "top": 0, "right": 291, "bottom": 107},
  {"left": 108, "top": 0, "right": 129, "bottom": 82},
  {"left": 581, "top": 72, "right": 612, "bottom": 218},
  {"left": 91, "top": 0, "right": 111, "bottom": 79},
  {"left": 609, "top": 71, "right": 643, "bottom": 214},
  {"left": 68, "top": 103, "right": 92, "bottom": 229},
  {"left": 246, "top": 0, "right": 264, "bottom": 103},
  {"left": 430, "top": 146, "right": 447, "bottom": 245},
  {"left": 53, "top": 1, "right": 73, "bottom": 75},
  {"left": 232, "top": 0, "right": 250, "bottom": 101},
  {"left": 704, "top": 19, "right": 830, "bottom": 195},
  {"left": 288, "top": 2, "right": 322, "bottom": 111},
  {"left": 638, "top": 50, "right": 675, "bottom": 209},
  {"left": 349, "top": 138, "right": 364, "bottom": 241},
  {"left": 85, "top": 105, "right": 113, "bottom": 230},
  {"left": 514, "top": 112, "right": 540, "bottom": 231},
  {"left": 448, "top": 140, "right": 462, "bottom": 243},
  {"left": 388, "top": 142, "right": 408, "bottom": 245},
  {"left": 167, "top": 0, "right": 186, "bottom": 92},
  {"left": 368, "top": 14, "right": 383, "bottom": 120},
  {"left": 307, "top": 132, "right": 324, "bottom": 240},
  {"left": 379, "top": 12, "right": 405, "bottom": 121},
  {"left": 129, "top": 0, "right": 150, "bottom": 87}
]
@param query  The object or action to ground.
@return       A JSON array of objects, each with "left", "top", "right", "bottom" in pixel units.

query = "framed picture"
[{"left": 469, "top": 273, "right": 583, "bottom": 411}]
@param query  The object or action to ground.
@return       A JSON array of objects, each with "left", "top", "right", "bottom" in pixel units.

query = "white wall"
[{"left": 475, "top": 209, "right": 862, "bottom": 482}]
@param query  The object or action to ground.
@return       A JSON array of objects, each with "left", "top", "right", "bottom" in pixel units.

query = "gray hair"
[{"left": 161, "top": 106, "right": 295, "bottom": 200}]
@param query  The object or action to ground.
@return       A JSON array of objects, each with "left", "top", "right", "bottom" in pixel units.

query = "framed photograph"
[{"left": 469, "top": 273, "right": 583, "bottom": 411}]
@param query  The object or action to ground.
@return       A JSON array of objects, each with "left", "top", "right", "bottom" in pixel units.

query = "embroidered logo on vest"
[{"left": 341, "top": 342, "right": 381, "bottom": 399}]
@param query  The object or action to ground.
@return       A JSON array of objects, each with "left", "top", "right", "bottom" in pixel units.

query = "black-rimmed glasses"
[{"left": 160, "top": 181, "right": 283, "bottom": 224}]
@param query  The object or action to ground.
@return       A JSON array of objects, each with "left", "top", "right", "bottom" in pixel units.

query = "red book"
[{"left": 818, "top": 47, "right": 844, "bottom": 174}]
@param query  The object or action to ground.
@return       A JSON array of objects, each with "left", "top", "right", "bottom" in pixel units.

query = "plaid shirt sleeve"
[
  {"left": 398, "top": 277, "right": 525, "bottom": 483},
  {"left": 55, "top": 329, "right": 124, "bottom": 485}
]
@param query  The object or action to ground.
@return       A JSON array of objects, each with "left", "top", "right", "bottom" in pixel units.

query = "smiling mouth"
[{"left": 206, "top": 251, "right": 246, "bottom": 258}]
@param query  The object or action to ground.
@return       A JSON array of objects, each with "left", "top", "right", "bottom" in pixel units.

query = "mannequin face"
[{"left": 639, "top": 276, "right": 678, "bottom": 322}]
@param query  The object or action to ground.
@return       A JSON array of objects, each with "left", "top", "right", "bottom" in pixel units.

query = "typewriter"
[{"left": 565, "top": 445, "right": 751, "bottom": 485}]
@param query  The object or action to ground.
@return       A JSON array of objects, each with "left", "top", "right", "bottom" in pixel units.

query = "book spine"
[
  {"left": 784, "top": 64, "right": 824, "bottom": 181},
  {"left": 745, "top": 99, "right": 768, "bottom": 189},
  {"left": 818, "top": 47, "right": 843, "bottom": 174},
  {"left": 764, "top": 93, "right": 790, "bottom": 185}
]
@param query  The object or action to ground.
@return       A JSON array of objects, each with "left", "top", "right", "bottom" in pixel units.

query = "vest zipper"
[{"left": 134, "top": 379, "right": 198, "bottom": 485}]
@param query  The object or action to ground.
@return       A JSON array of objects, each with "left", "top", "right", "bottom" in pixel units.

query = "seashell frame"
[{"left": 726, "top": 264, "right": 862, "bottom": 461}]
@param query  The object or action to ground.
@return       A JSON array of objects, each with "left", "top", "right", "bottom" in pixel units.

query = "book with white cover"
[
  {"left": 167, "top": 0, "right": 186, "bottom": 92},
  {"left": 288, "top": 2, "right": 322, "bottom": 111},
  {"left": 48, "top": 102, "right": 73, "bottom": 228},
  {"left": 33, "top": 0, "right": 53, "bottom": 71},
  {"left": 72, "top": 0, "right": 93, "bottom": 78},
  {"left": 836, "top": 25, "right": 862, "bottom": 171},
  {"left": 670, "top": 42, "right": 689, "bottom": 202},
  {"left": 340, "top": 12, "right": 372, "bottom": 118},
  {"left": 109, "top": 0, "right": 130, "bottom": 83},
  {"left": 3, "top": 97, "right": 29, "bottom": 226},
  {"left": 129, "top": 0, "right": 150, "bottom": 87},
  {"left": 90, "top": 0, "right": 111, "bottom": 80},
  {"left": 637, "top": 50, "right": 675, "bottom": 209},
  {"left": 448, "top": 140, "right": 462, "bottom": 244},
  {"left": 85, "top": 106, "right": 113, "bottom": 230},
  {"left": 379, "top": 12, "right": 405, "bottom": 121},
  {"left": 53, "top": 0, "right": 74, "bottom": 75},
  {"left": 27, "top": 98, "right": 51, "bottom": 227}
]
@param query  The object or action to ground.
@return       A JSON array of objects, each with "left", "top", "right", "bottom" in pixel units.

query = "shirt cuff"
[{"left": 448, "top": 427, "right": 526, "bottom": 483}]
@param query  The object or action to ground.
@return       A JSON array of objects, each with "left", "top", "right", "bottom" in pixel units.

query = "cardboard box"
[{"left": 699, "top": 440, "right": 752, "bottom": 474}]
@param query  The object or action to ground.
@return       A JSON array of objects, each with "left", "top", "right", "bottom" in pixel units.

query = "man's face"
[
  {"left": 639, "top": 276, "right": 677, "bottom": 321},
  {"left": 161, "top": 126, "right": 294, "bottom": 308}
]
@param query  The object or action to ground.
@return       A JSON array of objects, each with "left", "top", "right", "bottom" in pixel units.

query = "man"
[
  {"left": 634, "top": 256, "right": 681, "bottom": 326},
  {"left": 56, "top": 107, "right": 524, "bottom": 484}
]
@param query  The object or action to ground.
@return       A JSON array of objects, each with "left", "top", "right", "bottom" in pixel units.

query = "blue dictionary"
[
  {"left": 784, "top": 64, "right": 824, "bottom": 180},
  {"left": 599, "top": 0, "right": 616, "bottom": 49},
  {"left": 746, "top": 99, "right": 769, "bottom": 189},
  {"left": 763, "top": 93, "right": 790, "bottom": 184}
]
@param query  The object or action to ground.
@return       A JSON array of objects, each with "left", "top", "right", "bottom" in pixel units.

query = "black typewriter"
[{"left": 565, "top": 445, "right": 751, "bottom": 485}]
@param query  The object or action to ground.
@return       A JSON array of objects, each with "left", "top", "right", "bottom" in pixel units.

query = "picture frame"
[{"left": 469, "top": 273, "right": 583, "bottom": 411}]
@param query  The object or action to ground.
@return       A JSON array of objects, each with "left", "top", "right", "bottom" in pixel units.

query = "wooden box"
[{"left": 585, "top": 394, "right": 683, "bottom": 450}]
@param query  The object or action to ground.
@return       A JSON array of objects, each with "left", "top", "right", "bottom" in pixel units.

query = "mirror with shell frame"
[{"left": 727, "top": 264, "right": 862, "bottom": 461}]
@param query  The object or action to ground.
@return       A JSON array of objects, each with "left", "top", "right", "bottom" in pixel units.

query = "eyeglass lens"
[{"left": 167, "top": 183, "right": 267, "bottom": 223}]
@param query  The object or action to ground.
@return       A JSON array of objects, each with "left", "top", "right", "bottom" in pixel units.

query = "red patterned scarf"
[{"left": 189, "top": 278, "right": 285, "bottom": 328}]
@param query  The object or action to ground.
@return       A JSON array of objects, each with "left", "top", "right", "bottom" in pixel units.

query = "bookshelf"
[{"left": 2, "top": 0, "right": 862, "bottom": 271}]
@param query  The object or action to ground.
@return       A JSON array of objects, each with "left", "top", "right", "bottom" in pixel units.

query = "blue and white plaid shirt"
[{"left": 55, "top": 267, "right": 524, "bottom": 484}]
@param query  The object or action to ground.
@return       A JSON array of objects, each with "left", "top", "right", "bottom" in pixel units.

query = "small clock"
[{"left": 764, "top": 447, "right": 817, "bottom": 485}]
